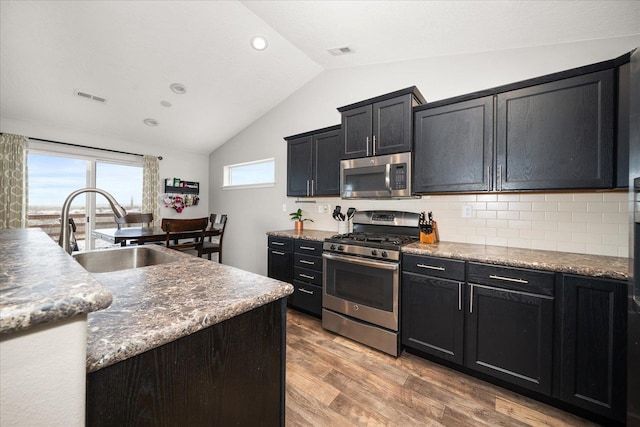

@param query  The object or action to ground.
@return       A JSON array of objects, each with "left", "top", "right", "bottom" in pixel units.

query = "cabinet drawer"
[
  {"left": 293, "top": 266, "right": 322, "bottom": 286},
  {"left": 403, "top": 254, "right": 465, "bottom": 280},
  {"left": 468, "top": 262, "right": 554, "bottom": 296},
  {"left": 294, "top": 240, "right": 324, "bottom": 255},
  {"left": 294, "top": 253, "right": 322, "bottom": 272},
  {"left": 289, "top": 281, "right": 322, "bottom": 317},
  {"left": 268, "top": 236, "right": 293, "bottom": 251}
]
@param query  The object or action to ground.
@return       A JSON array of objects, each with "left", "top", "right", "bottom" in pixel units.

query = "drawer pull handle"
[
  {"left": 298, "top": 288, "right": 314, "bottom": 295},
  {"left": 458, "top": 282, "right": 462, "bottom": 311},
  {"left": 489, "top": 274, "right": 528, "bottom": 284},
  {"left": 299, "top": 260, "right": 315, "bottom": 265},
  {"left": 417, "top": 264, "right": 445, "bottom": 271},
  {"left": 299, "top": 273, "right": 315, "bottom": 280},
  {"left": 271, "top": 250, "right": 286, "bottom": 256},
  {"left": 299, "top": 246, "right": 316, "bottom": 251},
  {"left": 271, "top": 241, "right": 285, "bottom": 246}
]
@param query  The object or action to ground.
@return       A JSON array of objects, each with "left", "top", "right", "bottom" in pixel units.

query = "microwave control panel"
[{"left": 391, "top": 164, "right": 407, "bottom": 190}]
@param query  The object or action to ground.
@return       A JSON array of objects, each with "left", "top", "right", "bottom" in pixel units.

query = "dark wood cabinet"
[
  {"left": 267, "top": 236, "right": 293, "bottom": 284},
  {"left": 465, "top": 263, "right": 555, "bottom": 395},
  {"left": 557, "top": 274, "right": 627, "bottom": 422},
  {"left": 496, "top": 70, "right": 615, "bottom": 190},
  {"left": 87, "top": 300, "right": 286, "bottom": 426},
  {"left": 413, "top": 96, "right": 494, "bottom": 193},
  {"left": 285, "top": 125, "right": 341, "bottom": 197},
  {"left": 402, "top": 254, "right": 465, "bottom": 364},
  {"left": 290, "top": 240, "right": 324, "bottom": 318},
  {"left": 339, "top": 87, "right": 425, "bottom": 159}
]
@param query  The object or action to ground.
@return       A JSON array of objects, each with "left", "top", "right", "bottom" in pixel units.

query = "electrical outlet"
[
  {"left": 462, "top": 205, "right": 473, "bottom": 218},
  {"left": 317, "top": 204, "right": 331, "bottom": 214},
  {"left": 282, "top": 204, "right": 287, "bottom": 213}
]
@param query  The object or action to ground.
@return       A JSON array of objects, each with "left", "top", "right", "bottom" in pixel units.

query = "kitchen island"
[{"left": 1, "top": 228, "right": 293, "bottom": 426}]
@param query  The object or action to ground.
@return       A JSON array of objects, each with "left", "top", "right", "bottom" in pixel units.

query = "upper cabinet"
[
  {"left": 285, "top": 125, "right": 341, "bottom": 197},
  {"left": 338, "top": 87, "right": 425, "bottom": 159},
  {"left": 496, "top": 70, "right": 614, "bottom": 191},
  {"left": 414, "top": 56, "right": 628, "bottom": 193}
]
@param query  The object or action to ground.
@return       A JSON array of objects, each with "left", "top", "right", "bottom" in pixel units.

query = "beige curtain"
[
  {"left": 0, "top": 134, "right": 28, "bottom": 229},
  {"left": 142, "top": 155, "right": 160, "bottom": 227}
]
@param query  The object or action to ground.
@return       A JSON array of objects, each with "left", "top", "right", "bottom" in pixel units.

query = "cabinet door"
[
  {"left": 414, "top": 96, "right": 494, "bottom": 193},
  {"left": 402, "top": 272, "right": 464, "bottom": 364},
  {"left": 287, "top": 136, "right": 313, "bottom": 196},
  {"left": 313, "top": 128, "right": 342, "bottom": 196},
  {"left": 267, "top": 248, "right": 293, "bottom": 283},
  {"left": 465, "top": 283, "right": 554, "bottom": 395},
  {"left": 558, "top": 275, "right": 626, "bottom": 421},
  {"left": 341, "top": 105, "right": 372, "bottom": 159},
  {"left": 496, "top": 69, "right": 614, "bottom": 190},
  {"left": 373, "top": 95, "right": 412, "bottom": 156}
]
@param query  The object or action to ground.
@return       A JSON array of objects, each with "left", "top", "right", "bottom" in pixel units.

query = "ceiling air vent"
[
  {"left": 74, "top": 90, "right": 108, "bottom": 104},
  {"left": 328, "top": 46, "right": 354, "bottom": 56}
]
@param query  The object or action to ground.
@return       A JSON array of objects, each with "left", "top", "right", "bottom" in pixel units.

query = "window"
[
  {"left": 27, "top": 141, "right": 143, "bottom": 250},
  {"left": 223, "top": 158, "right": 275, "bottom": 189}
]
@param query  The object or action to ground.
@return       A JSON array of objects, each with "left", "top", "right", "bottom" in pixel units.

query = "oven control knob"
[
  {"left": 338, "top": 245, "right": 344, "bottom": 251},
  {"left": 330, "top": 244, "right": 336, "bottom": 250},
  {"left": 371, "top": 249, "right": 378, "bottom": 256},
  {"left": 381, "top": 251, "right": 388, "bottom": 258}
]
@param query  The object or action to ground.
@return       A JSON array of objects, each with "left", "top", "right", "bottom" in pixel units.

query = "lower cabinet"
[
  {"left": 267, "top": 236, "right": 323, "bottom": 318},
  {"left": 465, "top": 263, "right": 555, "bottom": 395},
  {"left": 402, "top": 255, "right": 465, "bottom": 364},
  {"left": 557, "top": 274, "right": 627, "bottom": 422}
]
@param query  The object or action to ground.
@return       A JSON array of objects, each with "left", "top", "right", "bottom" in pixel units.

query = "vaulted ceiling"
[{"left": 1, "top": 1, "right": 639, "bottom": 154}]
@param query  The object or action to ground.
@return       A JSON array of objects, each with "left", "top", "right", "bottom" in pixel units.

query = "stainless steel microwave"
[{"left": 340, "top": 152, "right": 412, "bottom": 199}]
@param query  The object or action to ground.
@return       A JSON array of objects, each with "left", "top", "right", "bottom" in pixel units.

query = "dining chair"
[
  {"left": 200, "top": 214, "right": 227, "bottom": 262},
  {"left": 163, "top": 217, "right": 209, "bottom": 254},
  {"left": 114, "top": 212, "right": 154, "bottom": 245}
]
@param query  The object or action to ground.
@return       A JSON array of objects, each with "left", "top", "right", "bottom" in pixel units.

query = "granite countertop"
[
  {"left": 85, "top": 245, "right": 293, "bottom": 372},
  {"left": 0, "top": 229, "right": 113, "bottom": 335},
  {"left": 403, "top": 241, "right": 629, "bottom": 281},
  {"left": 267, "top": 229, "right": 336, "bottom": 242}
]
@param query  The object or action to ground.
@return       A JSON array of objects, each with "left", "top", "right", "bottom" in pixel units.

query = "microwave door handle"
[{"left": 385, "top": 164, "right": 392, "bottom": 193}]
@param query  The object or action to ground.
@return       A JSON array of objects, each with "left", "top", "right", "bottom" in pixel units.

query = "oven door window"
[{"left": 324, "top": 254, "right": 396, "bottom": 312}]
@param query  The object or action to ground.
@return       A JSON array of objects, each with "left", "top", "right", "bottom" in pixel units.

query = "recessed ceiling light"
[
  {"left": 143, "top": 118, "right": 159, "bottom": 126},
  {"left": 251, "top": 35, "right": 268, "bottom": 51},
  {"left": 170, "top": 83, "right": 187, "bottom": 94},
  {"left": 160, "top": 100, "right": 172, "bottom": 107}
]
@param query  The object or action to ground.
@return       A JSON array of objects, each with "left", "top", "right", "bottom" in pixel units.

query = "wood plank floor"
[{"left": 285, "top": 309, "right": 599, "bottom": 427}]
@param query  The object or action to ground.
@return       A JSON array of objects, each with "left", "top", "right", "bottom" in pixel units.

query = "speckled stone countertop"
[
  {"left": 403, "top": 241, "right": 629, "bottom": 281},
  {"left": 85, "top": 245, "right": 293, "bottom": 372},
  {"left": 267, "top": 229, "right": 336, "bottom": 241},
  {"left": 1, "top": 229, "right": 113, "bottom": 335}
]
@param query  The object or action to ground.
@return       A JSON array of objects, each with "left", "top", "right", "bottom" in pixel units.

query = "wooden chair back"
[
  {"left": 115, "top": 213, "right": 154, "bottom": 229},
  {"left": 200, "top": 214, "right": 228, "bottom": 262},
  {"left": 163, "top": 217, "right": 209, "bottom": 253}
]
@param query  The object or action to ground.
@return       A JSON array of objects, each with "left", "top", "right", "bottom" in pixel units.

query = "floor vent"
[{"left": 75, "top": 90, "right": 108, "bottom": 104}]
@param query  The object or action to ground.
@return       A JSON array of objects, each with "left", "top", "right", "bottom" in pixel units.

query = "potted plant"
[{"left": 290, "top": 208, "right": 313, "bottom": 233}]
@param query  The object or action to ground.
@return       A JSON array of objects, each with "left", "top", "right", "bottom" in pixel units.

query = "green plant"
[{"left": 289, "top": 208, "right": 314, "bottom": 222}]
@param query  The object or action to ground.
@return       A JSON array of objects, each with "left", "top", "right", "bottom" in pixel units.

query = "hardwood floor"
[{"left": 285, "top": 309, "right": 599, "bottom": 427}]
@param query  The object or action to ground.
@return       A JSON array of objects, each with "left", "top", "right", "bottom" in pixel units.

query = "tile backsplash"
[{"left": 421, "top": 192, "right": 629, "bottom": 257}]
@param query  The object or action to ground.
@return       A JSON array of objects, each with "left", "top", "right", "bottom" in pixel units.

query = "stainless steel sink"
[{"left": 72, "top": 246, "right": 180, "bottom": 273}]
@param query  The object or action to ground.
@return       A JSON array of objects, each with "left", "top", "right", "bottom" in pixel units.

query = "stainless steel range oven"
[{"left": 323, "top": 210, "right": 419, "bottom": 356}]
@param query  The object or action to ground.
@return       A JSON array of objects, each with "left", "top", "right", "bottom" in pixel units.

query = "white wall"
[
  {"left": 209, "top": 36, "right": 640, "bottom": 275},
  {"left": 1, "top": 117, "right": 210, "bottom": 220}
]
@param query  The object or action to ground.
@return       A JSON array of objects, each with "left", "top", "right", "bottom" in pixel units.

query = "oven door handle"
[{"left": 323, "top": 252, "right": 399, "bottom": 271}]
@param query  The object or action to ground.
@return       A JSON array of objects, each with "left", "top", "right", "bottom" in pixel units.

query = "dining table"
[{"left": 92, "top": 226, "right": 220, "bottom": 247}]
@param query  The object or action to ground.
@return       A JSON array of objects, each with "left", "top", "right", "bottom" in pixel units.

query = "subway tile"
[
  {"left": 572, "top": 232, "right": 601, "bottom": 244},
  {"left": 457, "top": 195, "right": 477, "bottom": 202},
  {"left": 531, "top": 240, "right": 558, "bottom": 251},
  {"left": 558, "top": 221, "right": 587, "bottom": 232},
  {"left": 486, "top": 237, "right": 509, "bottom": 247},
  {"left": 476, "top": 227, "right": 497, "bottom": 237},
  {"left": 508, "top": 202, "right": 532, "bottom": 211},
  {"left": 585, "top": 243, "right": 619, "bottom": 257},
  {"left": 519, "top": 229, "right": 541, "bottom": 240},
  {"left": 618, "top": 247, "right": 630, "bottom": 257},
  {"left": 532, "top": 202, "right": 558, "bottom": 212},
  {"left": 467, "top": 218, "right": 487, "bottom": 227},
  {"left": 545, "top": 211, "right": 573, "bottom": 222},
  {"left": 587, "top": 202, "right": 620, "bottom": 213},
  {"left": 545, "top": 193, "right": 573, "bottom": 202},
  {"left": 531, "top": 220, "right": 558, "bottom": 231},
  {"left": 547, "top": 230, "right": 572, "bottom": 242},
  {"left": 603, "top": 192, "right": 627, "bottom": 202},
  {"left": 476, "top": 210, "right": 497, "bottom": 219},
  {"left": 558, "top": 202, "right": 586, "bottom": 212},
  {"left": 519, "top": 211, "right": 545, "bottom": 221},
  {"left": 497, "top": 211, "right": 519, "bottom": 220},
  {"left": 470, "top": 202, "right": 487, "bottom": 211},
  {"left": 486, "top": 219, "right": 509, "bottom": 228},
  {"left": 476, "top": 194, "right": 498, "bottom": 202},
  {"left": 486, "top": 202, "right": 509, "bottom": 211},
  {"left": 572, "top": 212, "right": 603, "bottom": 223},
  {"left": 573, "top": 193, "right": 603, "bottom": 202},
  {"left": 557, "top": 241, "right": 586, "bottom": 254},
  {"left": 587, "top": 222, "right": 619, "bottom": 235},
  {"left": 497, "top": 228, "right": 520, "bottom": 238},
  {"left": 507, "top": 238, "right": 532, "bottom": 249},
  {"left": 466, "top": 235, "right": 487, "bottom": 245},
  {"left": 519, "top": 194, "right": 547, "bottom": 202},
  {"left": 497, "top": 194, "right": 520, "bottom": 202},
  {"left": 508, "top": 219, "right": 532, "bottom": 229},
  {"left": 602, "top": 232, "right": 630, "bottom": 246},
  {"left": 602, "top": 212, "right": 628, "bottom": 224}
]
